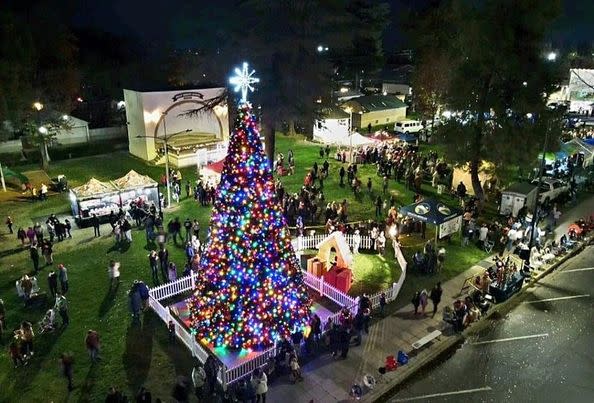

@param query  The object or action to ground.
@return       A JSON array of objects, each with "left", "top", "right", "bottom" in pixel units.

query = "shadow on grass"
[
  {"left": 123, "top": 311, "right": 155, "bottom": 393},
  {"left": 98, "top": 286, "right": 118, "bottom": 318},
  {"left": 106, "top": 242, "right": 131, "bottom": 254},
  {"left": 0, "top": 246, "right": 27, "bottom": 259},
  {"left": 77, "top": 359, "right": 100, "bottom": 403}
]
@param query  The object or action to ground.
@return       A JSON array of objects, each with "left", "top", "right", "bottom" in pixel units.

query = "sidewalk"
[{"left": 266, "top": 195, "right": 594, "bottom": 403}]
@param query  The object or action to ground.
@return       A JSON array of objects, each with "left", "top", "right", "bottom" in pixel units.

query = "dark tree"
[{"left": 411, "top": 0, "right": 562, "bottom": 201}]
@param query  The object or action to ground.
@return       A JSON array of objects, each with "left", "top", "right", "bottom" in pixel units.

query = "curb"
[
  {"left": 366, "top": 334, "right": 464, "bottom": 402},
  {"left": 366, "top": 240, "right": 589, "bottom": 402}
]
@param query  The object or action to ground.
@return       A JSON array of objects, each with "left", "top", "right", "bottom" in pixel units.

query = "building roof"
[
  {"left": 343, "top": 95, "right": 407, "bottom": 113},
  {"left": 317, "top": 106, "right": 350, "bottom": 120}
]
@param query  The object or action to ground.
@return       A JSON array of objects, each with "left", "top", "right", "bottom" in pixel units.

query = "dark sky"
[{"left": 66, "top": 0, "right": 592, "bottom": 51}]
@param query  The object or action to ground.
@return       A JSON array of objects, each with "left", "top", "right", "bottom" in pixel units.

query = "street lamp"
[
  {"left": 344, "top": 106, "right": 353, "bottom": 163},
  {"left": 33, "top": 102, "right": 44, "bottom": 111},
  {"left": 546, "top": 52, "right": 557, "bottom": 62},
  {"left": 38, "top": 126, "right": 48, "bottom": 134},
  {"left": 136, "top": 113, "right": 191, "bottom": 209},
  {"left": 529, "top": 123, "right": 550, "bottom": 248}
]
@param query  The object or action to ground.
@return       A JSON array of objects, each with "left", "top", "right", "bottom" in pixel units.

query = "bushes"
[{"left": 0, "top": 141, "right": 128, "bottom": 166}]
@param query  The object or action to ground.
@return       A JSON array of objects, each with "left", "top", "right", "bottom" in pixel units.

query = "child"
[
  {"left": 9, "top": 340, "right": 24, "bottom": 368},
  {"left": 289, "top": 353, "right": 303, "bottom": 383}
]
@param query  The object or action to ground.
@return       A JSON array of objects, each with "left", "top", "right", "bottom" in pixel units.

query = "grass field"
[{"left": 0, "top": 133, "right": 488, "bottom": 401}]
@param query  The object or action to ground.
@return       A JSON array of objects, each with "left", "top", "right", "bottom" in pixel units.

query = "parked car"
[
  {"left": 531, "top": 177, "right": 569, "bottom": 204},
  {"left": 394, "top": 120, "right": 423, "bottom": 134}
]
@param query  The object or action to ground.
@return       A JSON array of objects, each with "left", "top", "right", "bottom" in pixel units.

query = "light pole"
[
  {"left": 136, "top": 113, "right": 191, "bottom": 209},
  {"left": 529, "top": 123, "right": 550, "bottom": 248},
  {"left": 345, "top": 106, "right": 353, "bottom": 163}
]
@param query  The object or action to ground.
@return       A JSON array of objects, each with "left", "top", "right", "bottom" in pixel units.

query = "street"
[{"left": 387, "top": 245, "right": 594, "bottom": 403}]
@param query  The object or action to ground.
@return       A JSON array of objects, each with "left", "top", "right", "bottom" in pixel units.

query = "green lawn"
[{"left": 0, "top": 134, "right": 488, "bottom": 401}]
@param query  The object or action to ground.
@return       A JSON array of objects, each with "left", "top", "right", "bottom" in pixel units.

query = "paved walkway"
[{"left": 266, "top": 195, "right": 594, "bottom": 403}]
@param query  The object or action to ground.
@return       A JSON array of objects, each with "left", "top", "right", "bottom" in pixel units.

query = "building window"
[
  {"left": 375, "top": 120, "right": 378, "bottom": 124},
  {"left": 386, "top": 118, "right": 390, "bottom": 122}
]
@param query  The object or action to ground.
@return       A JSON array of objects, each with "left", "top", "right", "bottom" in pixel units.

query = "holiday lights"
[{"left": 188, "top": 102, "right": 311, "bottom": 350}]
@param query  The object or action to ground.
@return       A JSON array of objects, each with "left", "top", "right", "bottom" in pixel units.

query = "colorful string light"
[{"left": 188, "top": 103, "right": 311, "bottom": 350}]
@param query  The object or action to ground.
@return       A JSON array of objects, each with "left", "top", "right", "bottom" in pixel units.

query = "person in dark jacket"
[
  {"left": 411, "top": 291, "right": 421, "bottom": 315},
  {"left": 339, "top": 326, "right": 350, "bottom": 359},
  {"left": 430, "top": 282, "right": 443, "bottom": 318},
  {"left": 30, "top": 244, "right": 40, "bottom": 273}
]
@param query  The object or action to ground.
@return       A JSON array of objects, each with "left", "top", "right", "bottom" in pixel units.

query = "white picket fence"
[
  {"left": 147, "top": 233, "right": 408, "bottom": 388},
  {"left": 291, "top": 233, "right": 373, "bottom": 252}
]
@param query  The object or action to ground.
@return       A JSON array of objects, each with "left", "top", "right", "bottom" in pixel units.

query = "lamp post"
[
  {"left": 529, "top": 123, "right": 550, "bottom": 248},
  {"left": 345, "top": 107, "right": 353, "bottom": 163},
  {"left": 136, "top": 112, "right": 191, "bottom": 209}
]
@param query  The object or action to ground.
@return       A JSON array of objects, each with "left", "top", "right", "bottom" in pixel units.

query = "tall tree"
[
  {"left": 412, "top": 0, "right": 562, "bottom": 201},
  {"left": 234, "top": 0, "right": 355, "bottom": 163}
]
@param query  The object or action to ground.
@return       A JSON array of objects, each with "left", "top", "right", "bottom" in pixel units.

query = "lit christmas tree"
[{"left": 188, "top": 65, "right": 311, "bottom": 350}]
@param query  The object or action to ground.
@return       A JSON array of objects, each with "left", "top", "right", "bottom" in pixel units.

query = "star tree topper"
[{"left": 229, "top": 62, "right": 260, "bottom": 103}]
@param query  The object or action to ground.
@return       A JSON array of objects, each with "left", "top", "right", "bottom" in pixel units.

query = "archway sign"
[{"left": 229, "top": 62, "right": 260, "bottom": 103}]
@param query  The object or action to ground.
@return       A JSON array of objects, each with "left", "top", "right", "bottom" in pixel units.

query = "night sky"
[{"left": 30, "top": 0, "right": 594, "bottom": 50}]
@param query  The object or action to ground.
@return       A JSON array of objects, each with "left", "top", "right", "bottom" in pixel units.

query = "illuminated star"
[{"left": 229, "top": 62, "right": 260, "bottom": 103}]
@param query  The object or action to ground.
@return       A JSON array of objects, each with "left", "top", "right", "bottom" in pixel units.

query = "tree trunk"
[
  {"left": 40, "top": 142, "right": 50, "bottom": 171},
  {"left": 469, "top": 158, "right": 484, "bottom": 202},
  {"left": 287, "top": 119, "right": 296, "bottom": 136},
  {"left": 264, "top": 124, "right": 275, "bottom": 169}
]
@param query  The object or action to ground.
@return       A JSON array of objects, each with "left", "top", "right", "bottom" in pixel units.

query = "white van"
[{"left": 394, "top": 120, "right": 423, "bottom": 134}]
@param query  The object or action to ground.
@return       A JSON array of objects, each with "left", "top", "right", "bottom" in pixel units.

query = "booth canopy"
[
  {"left": 112, "top": 170, "right": 158, "bottom": 190},
  {"left": 399, "top": 198, "right": 462, "bottom": 225},
  {"left": 71, "top": 178, "right": 117, "bottom": 198}
]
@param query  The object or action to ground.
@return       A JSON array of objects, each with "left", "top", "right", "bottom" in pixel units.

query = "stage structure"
[{"left": 124, "top": 87, "right": 230, "bottom": 167}]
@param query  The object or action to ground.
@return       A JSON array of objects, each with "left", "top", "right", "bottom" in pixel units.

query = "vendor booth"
[
  {"left": 70, "top": 178, "right": 120, "bottom": 222},
  {"left": 69, "top": 170, "right": 159, "bottom": 225},
  {"left": 399, "top": 198, "right": 463, "bottom": 240},
  {"left": 113, "top": 170, "right": 160, "bottom": 209}
]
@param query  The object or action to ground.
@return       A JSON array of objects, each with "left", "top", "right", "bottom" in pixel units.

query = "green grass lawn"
[{"left": 0, "top": 134, "right": 488, "bottom": 401}]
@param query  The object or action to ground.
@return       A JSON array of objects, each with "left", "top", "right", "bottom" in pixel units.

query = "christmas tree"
[{"left": 188, "top": 101, "right": 311, "bottom": 350}]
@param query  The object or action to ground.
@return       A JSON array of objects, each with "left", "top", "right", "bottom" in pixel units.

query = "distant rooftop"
[{"left": 342, "top": 95, "right": 407, "bottom": 113}]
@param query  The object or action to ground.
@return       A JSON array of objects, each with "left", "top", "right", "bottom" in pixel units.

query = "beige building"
[{"left": 341, "top": 95, "right": 407, "bottom": 130}]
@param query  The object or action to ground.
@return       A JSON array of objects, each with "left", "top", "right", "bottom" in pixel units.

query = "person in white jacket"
[{"left": 251, "top": 367, "right": 268, "bottom": 402}]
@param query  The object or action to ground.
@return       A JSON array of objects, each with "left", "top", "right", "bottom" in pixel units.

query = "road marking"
[
  {"left": 392, "top": 386, "right": 492, "bottom": 402},
  {"left": 470, "top": 333, "right": 549, "bottom": 345},
  {"left": 524, "top": 294, "right": 590, "bottom": 303},
  {"left": 561, "top": 267, "right": 594, "bottom": 273}
]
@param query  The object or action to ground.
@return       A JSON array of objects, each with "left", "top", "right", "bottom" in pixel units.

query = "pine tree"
[{"left": 189, "top": 103, "right": 311, "bottom": 350}]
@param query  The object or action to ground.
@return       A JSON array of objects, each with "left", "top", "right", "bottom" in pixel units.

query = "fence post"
[
  {"left": 297, "top": 236, "right": 303, "bottom": 251},
  {"left": 191, "top": 270, "right": 196, "bottom": 288},
  {"left": 319, "top": 276, "right": 324, "bottom": 297}
]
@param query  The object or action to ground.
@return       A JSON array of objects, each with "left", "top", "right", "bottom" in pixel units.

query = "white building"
[
  {"left": 124, "top": 87, "right": 229, "bottom": 167},
  {"left": 569, "top": 69, "right": 594, "bottom": 115}
]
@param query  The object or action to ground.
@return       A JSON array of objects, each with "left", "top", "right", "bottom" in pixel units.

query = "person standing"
[
  {"left": 148, "top": 250, "right": 159, "bottom": 284},
  {"left": 59, "top": 352, "right": 74, "bottom": 391},
  {"left": 379, "top": 292, "right": 387, "bottom": 317},
  {"left": 411, "top": 291, "right": 421, "bottom": 315},
  {"left": 183, "top": 218, "right": 192, "bottom": 242},
  {"left": 108, "top": 260, "right": 121, "bottom": 290},
  {"left": 91, "top": 214, "right": 101, "bottom": 237},
  {"left": 42, "top": 240, "right": 53, "bottom": 265},
  {"left": 192, "top": 363, "right": 206, "bottom": 401},
  {"left": 382, "top": 176, "right": 388, "bottom": 195},
  {"left": 366, "top": 177, "right": 372, "bottom": 194},
  {"left": 192, "top": 219, "right": 200, "bottom": 239},
  {"left": 204, "top": 355, "right": 220, "bottom": 396},
  {"left": 6, "top": 216, "right": 13, "bottom": 234},
  {"left": 375, "top": 195, "right": 383, "bottom": 218},
  {"left": 168, "top": 262, "right": 177, "bottom": 282},
  {"left": 430, "top": 282, "right": 443, "bottom": 318},
  {"left": 85, "top": 330, "right": 101, "bottom": 362},
  {"left": 64, "top": 219, "right": 72, "bottom": 238},
  {"left": 30, "top": 244, "right": 40, "bottom": 274},
  {"left": 339, "top": 166, "right": 345, "bottom": 187},
  {"left": 251, "top": 367, "right": 268, "bottom": 403},
  {"left": 58, "top": 264, "right": 68, "bottom": 294},
  {"left": 419, "top": 289, "right": 429, "bottom": 315},
  {"left": 17, "top": 227, "right": 27, "bottom": 245},
  {"left": 55, "top": 293, "right": 69, "bottom": 326},
  {"left": 158, "top": 247, "right": 169, "bottom": 283},
  {"left": 48, "top": 270, "right": 58, "bottom": 299}
]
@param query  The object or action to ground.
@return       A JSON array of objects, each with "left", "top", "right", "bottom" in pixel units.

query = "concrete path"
[{"left": 266, "top": 194, "right": 594, "bottom": 403}]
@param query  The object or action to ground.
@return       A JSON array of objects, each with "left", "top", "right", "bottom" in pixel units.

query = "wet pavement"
[{"left": 387, "top": 246, "right": 594, "bottom": 403}]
